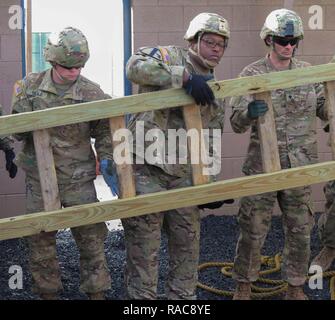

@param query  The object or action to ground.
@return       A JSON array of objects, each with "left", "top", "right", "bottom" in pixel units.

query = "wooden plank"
[
  {"left": 2, "top": 63, "right": 335, "bottom": 135},
  {"left": 325, "top": 81, "right": 335, "bottom": 160},
  {"left": 109, "top": 117, "right": 136, "bottom": 198},
  {"left": 33, "top": 130, "right": 61, "bottom": 211},
  {"left": 1, "top": 160, "right": 335, "bottom": 241},
  {"left": 255, "top": 92, "right": 281, "bottom": 173},
  {"left": 182, "top": 104, "right": 210, "bottom": 185}
]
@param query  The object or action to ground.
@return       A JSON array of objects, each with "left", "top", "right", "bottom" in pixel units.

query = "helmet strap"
[
  {"left": 189, "top": 32, "right": 219, "bottom": 69},
  {"left": 52, "top": 65, "right": 78, "bottom": 85}
]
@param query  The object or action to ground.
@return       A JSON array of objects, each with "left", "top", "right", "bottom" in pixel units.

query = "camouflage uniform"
[
  {"left": 11, "top": 28, "right": 112, "bottom": 296},
  {"left": 319, "top": 181, "right": 335, "bottom": 249},
  {"left": 0, "top": 104, "right": 14, "bottom": 152},
  {"left": 230, "top": 54, "right": 326, "bottom": 286},
  {"left": 124, "top": 13, "right": 228, "bottom": 299},
  {"left": 317, "top": 56, "right": 335, "bottom": 250}
]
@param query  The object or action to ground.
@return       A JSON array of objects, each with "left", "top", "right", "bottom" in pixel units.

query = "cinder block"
[
  {"left": 302, "top": 31, "right": 335, "bottom": 56},
  {"left": 158, "top": 32, "right": 185, "bottom": 47},
  {"left": 158, "top": 0, "right": 204, "bottom": 6},
  {"left": 232, "top": 5, "right": 281, "bottom": 31},
  {"left": 133, "top": 6, "right": 184, "bottom": 33},
  {"left": 132, "top": 0, "right": 158, "bottom": 6},
  {"left": 0, "top": 34, "right": 21, "bottom": 62},
  {"left": 133, "top": 32, "right": 159, "bottom": 51}
]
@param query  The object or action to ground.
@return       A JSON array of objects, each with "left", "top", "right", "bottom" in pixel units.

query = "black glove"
[
  {"left": 4, "top": 149, "right": 17, "bottom": 179},
  {"left": 183, "top": 74, "right": 215, "bottom": 106},
  {"left": 247, "top": 100, "right": 268, "bottom": 119},
  {"left": 198, "top": 199, "right": 234, "bottom": 210},
  {"left": 324, "top": 124, "right": 330, "bottom": 133}
]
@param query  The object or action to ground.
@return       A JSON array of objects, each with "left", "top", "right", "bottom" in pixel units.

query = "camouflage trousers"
[
  {"left": 318, "top": 181, "right": 335, "bottom": 248},
  {"left": 25, "top": 175, "right": 111, "bottom": 295},
  {"left": 233, "top": 186, "right": 313, "bottom": 286},
  {"left": 122, "top": 164, "right": 200, "bottom": 300}
]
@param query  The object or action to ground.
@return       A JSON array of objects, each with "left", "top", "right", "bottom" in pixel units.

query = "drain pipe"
[
  {"left": 123, "top": 0, "right": 132, "bottom": 96},
  {"left": 20, "top": 0, "right": 26, "bottom": 77}
]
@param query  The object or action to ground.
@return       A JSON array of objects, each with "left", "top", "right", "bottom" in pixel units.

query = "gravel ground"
[{"left": 0, "top": 213, "right": 334, "bottom": 300}]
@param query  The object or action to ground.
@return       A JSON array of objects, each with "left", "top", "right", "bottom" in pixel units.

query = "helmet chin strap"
[
  {"left": 189, "top": 33, "right": 219, "bottom": 69},
  {"left": 52, "top": 64, "right": 78, "bottom": 85}
]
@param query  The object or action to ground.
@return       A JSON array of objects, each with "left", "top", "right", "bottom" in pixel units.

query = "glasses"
[
  {"left": 201, "top": 38, "right": 226, "bottom": 50},
  {"left": 57, "top": 64, "right": 82, "bottom": 70},
  {"left": 272, "top": 37, "right": 299, "bottom": 47}
]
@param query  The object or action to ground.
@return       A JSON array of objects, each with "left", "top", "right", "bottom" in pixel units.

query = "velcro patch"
[{"left": 13, "top": 81, "right": 23, "bottom": 97}]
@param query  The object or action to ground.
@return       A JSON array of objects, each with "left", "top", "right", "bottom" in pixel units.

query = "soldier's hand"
[
  {"left": 198, "top": 199, "right": 234, "bottom": 210},
  {"left": 183, "top": 74, "right": 215, "bottom": 106},
  {"left": 4, "top": 149, "right": 17, "bottom": 179},
  {"left": 247, "top": 100, "right": 268, "bottom": 119}
]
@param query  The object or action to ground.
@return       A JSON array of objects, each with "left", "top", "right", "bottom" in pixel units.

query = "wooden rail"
[
  {"left": 0, "top": 63, "right": 335, "bottom": 135},
  {"left": 1, "top": 62, "right": 335, "bottom": 241},
  {"left": 1, "top": 161, "right": 335, "bottom": 241}
]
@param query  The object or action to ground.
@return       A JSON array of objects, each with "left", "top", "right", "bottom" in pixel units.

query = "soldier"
[
  {"left": 311, "top": 119, "right": 335, "bottom": 272},
  {"left": 11, "top": 27, "right": 113, "bottom": 300},
  {"left": 0, "top": 105, "right": 17, "bottom": 179},
  {"left": 230, "top": 9, "right": 326, "bottom": 300},
  {"left": 124, "top": 13, "right": 231, "bottom": 299}
]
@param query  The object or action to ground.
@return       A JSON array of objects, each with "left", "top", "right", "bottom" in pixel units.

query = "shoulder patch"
[
  {"left": 158, "top": 47, "right": 171, "bottom": 65},
  {"left": 13, "top": 80, "right": 24, "bottom": 97}
]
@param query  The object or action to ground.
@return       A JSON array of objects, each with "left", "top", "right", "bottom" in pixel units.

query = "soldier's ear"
[{"left": 264, "top": 36, "right": 272, "bottom": 47}]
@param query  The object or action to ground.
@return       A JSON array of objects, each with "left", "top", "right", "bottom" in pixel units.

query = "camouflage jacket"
[
  {"left": 230, "top": 55, "right": 326, "bottom": 175},
  {"left": 0, "top": 104, "right": 14, "bottom": 152},
  {"left": 126, "top": 45, "right": 226, "bottom": 177},
  {"left": 11, "top": 69, "right": 113, "bottom": 184}
]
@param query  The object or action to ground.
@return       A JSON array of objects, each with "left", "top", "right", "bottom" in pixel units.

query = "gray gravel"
[{"left": 0, "top": 213, "right": 334, "bottom": 300}]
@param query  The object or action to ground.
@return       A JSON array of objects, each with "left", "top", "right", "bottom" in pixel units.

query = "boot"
[
  {"left": 285, "top": 285, "right": 308, "bottom": 300},
  {"left": 311, "top": 246, "right": 335, "bottom": 272},
  {"left": 233, "top": 281, "right": 251, "bottom": 300},
  {"left": 87, "top": 292, "right": 105, "bottom": 300},
  {"left": 39, "top": 292, "right": 59, "bottom": 300}
]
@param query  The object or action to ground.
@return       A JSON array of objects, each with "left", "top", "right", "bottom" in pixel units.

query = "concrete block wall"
[
  {"left": 131, "top": 0, "right": 335, "bottom": 215},
  {"left": 0, "top": 1, "right": 25, "bottom": 218}
]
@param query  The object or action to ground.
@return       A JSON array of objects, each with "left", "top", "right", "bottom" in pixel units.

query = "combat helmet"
[
  {"left": 184, "top": 12, "right": 230, "bottom": 42},
  {"left": 260, "top": 9, "right": 304, "bottom": 40},
  {"left": 185, "top": 13, "right": 230, "bottom": 68},
  {"left": 44, "top": 27, "right": 90, "bottom": 68}
]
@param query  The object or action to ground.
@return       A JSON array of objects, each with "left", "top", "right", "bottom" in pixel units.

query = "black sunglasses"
[
  {"left": 57, "top": 64, "right": 81, "bottom": 70},
  {"left": 272, "top": 37, "right": 299, "bottom": 47}
]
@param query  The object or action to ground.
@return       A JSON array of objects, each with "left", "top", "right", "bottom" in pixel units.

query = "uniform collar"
[
  {"left": 264, "top": 53, "right": 298, "bottom": 72},
  {"left": 38, "top": 68, "right": 83, "bottom": 100}
]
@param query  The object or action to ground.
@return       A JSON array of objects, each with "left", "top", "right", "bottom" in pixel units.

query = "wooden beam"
[
  {"left": 255, "top": 92, "right": 281, "bottom": 173},
  {"left": 33, "top": 130, "right": 61, "bottom": 211},
  {"left": 2, "top": 63, "right": 335, "bottom": 136},
  {"left": 325, "top": 81, "right": 335, "bottom": 160},
  {"left": 1, "top": 161, "right": 335, "bottom": 241},
  {"left": 183, "top": 104, "right": 210, "bottom": 185},
  {"left": 109, "top": 116, "right": 136, "bottom": 198}
]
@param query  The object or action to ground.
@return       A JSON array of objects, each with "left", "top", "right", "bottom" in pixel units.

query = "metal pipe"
[
  {"left": 20, "top": 0, "right": 26, "bottom": 77},
  {"left": 123, "top": 0, "right": 132, "bottom": 96}
]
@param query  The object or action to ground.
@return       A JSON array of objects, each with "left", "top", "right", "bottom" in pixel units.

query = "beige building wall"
[
  {"left": 131, "top": 0, "right": 335, "bottom": 214},
  {"left": 0, "top": 1, "right": 25, "bottom": 219}
]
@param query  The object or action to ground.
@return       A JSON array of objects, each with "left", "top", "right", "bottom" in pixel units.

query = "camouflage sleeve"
[
  {"left": 11, "top": 79, "right": 33, "bottom": 141},
  {"left": 90, "top": 94, "right": 113, "bottom": 161},
  {"left": 126, "top": 46, "right": 184, "bottom": 88},
  {"left": 0, "top": 104, "right": 14, "bottom": 151},
  {"left": 229, "top": 68, "right": 256, "bottom": 133},
  {"left": 315, "top": 82, "right": 327, "bottom": 121}
]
